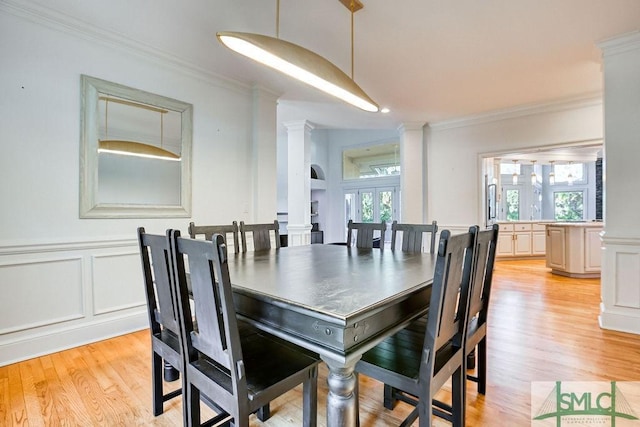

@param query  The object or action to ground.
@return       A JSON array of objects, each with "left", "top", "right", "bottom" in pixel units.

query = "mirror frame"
[{"left": 79, "top": 75, "right": 192, "bottom": 218}]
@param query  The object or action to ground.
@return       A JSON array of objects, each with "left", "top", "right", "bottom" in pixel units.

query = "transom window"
[
  {"left": 553, "top": 163, "right": 584, "bottom": 184},
  {"left": 343, "top": 143, "right": 400, "bottom": 180}
]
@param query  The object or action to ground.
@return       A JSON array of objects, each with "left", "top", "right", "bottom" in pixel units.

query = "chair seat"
[
  {"left": 154, "top": 329, "right": 181, "bottom": 353},
  {"left": 192, "top": 326, "right": 319, "bottom": 401},
  {"left": 359, "top": 317, "right": 459, "bottom": 385}
]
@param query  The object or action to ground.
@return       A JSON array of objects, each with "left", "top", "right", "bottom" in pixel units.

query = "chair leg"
[
  {"left": 477, "top": 338, "right": 487, "bottom": 394},
  {"left": 451, "top": 366, "right": 465, "bottom": 427},
  {"left": 302, "top": 366, "right": 318, "bottom": 427},
  {"left": 466, "top": 347, "right": 476, "bottom": 370},
  {"left": 383, "top": 384, "right": 397, "bottom": 409},
  {"left": 187, "top": 383, "right": 201, "bottom": 427},
  {"left": 164, "top": 360, "right": 180, "bottom": 382},
  {"left": 152, "top": 352, "right": 163, "bottom": 416},
  {"left": 256, "top": 404, "right": 271, "bottom": 421}
]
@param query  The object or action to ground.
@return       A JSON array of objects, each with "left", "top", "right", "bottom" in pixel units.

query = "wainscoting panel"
[
  {"left": 0, "top": 257, "right": 84, "bottom": 335},
  {"left": 92, "top": 251, "right": 145, "bottom": 315},
  {"left": 614, "top": 251, "right": 640, "bottom": 309},
  {"left": 0, "top": 238, "right": 148, "bottom": 366},
  {"left": 600, "top": 234, "right": 640, "bottom": 334}
]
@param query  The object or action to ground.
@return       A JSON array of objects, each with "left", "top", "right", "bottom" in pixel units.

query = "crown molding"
[
  {"left": 0, "top": 0, "right": 251, "bottom": 95},
  {"left": 428, "top": 92, "right": 603, "bottom": 131},
  {"left": 598, "top": 31, "right": 640, "bottom": 57}
]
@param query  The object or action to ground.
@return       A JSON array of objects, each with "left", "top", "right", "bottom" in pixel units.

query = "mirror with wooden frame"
[{"left": 79, "top": 75, "right": 192, "bottom": 218}]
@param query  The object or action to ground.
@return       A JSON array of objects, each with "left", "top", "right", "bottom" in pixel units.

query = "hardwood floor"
[{"left": 2, "top": 259, "right": 639, "bottom": 426}]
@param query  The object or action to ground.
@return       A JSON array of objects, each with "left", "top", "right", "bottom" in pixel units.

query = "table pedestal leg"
[{"left": 321, "top": 356, "right": 360, "bottom": 427}]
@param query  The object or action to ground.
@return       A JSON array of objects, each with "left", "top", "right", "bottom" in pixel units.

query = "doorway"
[{"left": 343, "top": 186, "right": 399, "bottom": 243}]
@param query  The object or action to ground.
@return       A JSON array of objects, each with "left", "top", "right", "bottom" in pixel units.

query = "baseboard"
[{"left": 0, "top": 311, "right": 148, "bottom": 367}]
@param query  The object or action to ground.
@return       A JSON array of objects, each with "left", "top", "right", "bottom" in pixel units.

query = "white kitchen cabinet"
[
  {"left": 545, "top": 226, "right": 566, "bottom": 270},
  {"left": 496, "top": 223, "right": 515, "bottom": 256},
  {"left": 545, "top": 223, "right": 603, "bottom": 277},
  {"left": 514, "top": 231, "right": 532, "bottom": 255},
  {"left": 584, "top": 227, "right": 603, "bottom": 272},
  {"left": 496, "top": 222, "right": 548, "bottom": 258}
]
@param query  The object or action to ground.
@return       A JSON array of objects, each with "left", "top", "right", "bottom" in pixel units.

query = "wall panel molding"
[
  {"left": 599, "top": 239, "right": 640, "bottom": 334},
  {"left": 0, "top": 256, "right": 84, "bottom": 335},
  {"left": 91, "top": 251, "right": 146, "bottom": 315},
  {"left": 0, "top": 237, "right": 137, "bottom": 256},
  {"left": 0, "top": 237, "right": 148, "bottom": 365}
]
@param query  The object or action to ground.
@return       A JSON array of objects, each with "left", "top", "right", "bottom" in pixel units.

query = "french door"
[{"left": 343, "top": 186, "right": 399, "bottom": 243}]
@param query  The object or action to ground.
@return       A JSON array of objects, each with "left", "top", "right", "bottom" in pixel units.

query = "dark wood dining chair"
[
  {"left": 354, "top": 226, "right": 479, "bottom": 427},
  {"left": 346, "top": 219, "right": 386, "bottom": 249},
  {"left": 137, "top": 227, "right": 183, "bottom": 416},
  {"left": 239, "top": 220, "right": 280, "bottom": 252},
  {"left": 464, "top": 223, "right": 499, "bottom": 394},
  {"left": 390, "top": 220, "right": 438, "bottom": 253},
  {"left": 168, "top": 230, "right": 320, "bottom": 427},
  {"left": 187, "top": 221, "right": 240, "bottom": 253}
]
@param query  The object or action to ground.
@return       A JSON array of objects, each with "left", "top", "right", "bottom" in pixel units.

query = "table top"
[{"left": 227, "top": 244, "right": 437, "bottom": 361}]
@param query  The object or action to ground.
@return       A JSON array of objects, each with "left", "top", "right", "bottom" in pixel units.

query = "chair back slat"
[
  {"left": 171, "top": 232, "right": 240, "bottom": 372},
  {"left": 468, "top": 224, "right": 499, "bottom": 322},
  {"left": 138, "top": 228, "right": 180, "bottom": 335},
  {"left": 346, "top": 220, "right": 386, "bottom": 249},
  {"left": 188, "top": 221, "right": 240, "bottom": 254},
  {"left": 239, "top": 220, "right": 280, "bottom": 252},
  {"left": 425, "top": 227, "right": 478, "bottom": 357},
  {"left": 391, "top": 220, "right": 438, "bottom": 253}
]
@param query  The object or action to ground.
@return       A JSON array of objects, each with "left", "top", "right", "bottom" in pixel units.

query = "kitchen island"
[{"left": 545, "top": 222, "right": 604, "bottom": 278}]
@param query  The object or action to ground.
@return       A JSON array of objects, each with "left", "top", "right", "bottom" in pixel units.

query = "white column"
[
  {"left": 285, "top": 120, "right": 313, "bottom": 246},
  {"left": 251, "top": 86, "right": 278, "bottom": 222},
  {"left": 398, "top": 122, "right": 426, "bottom": 223},
  {"left": 598, "top": 32, "right": 640, "bottom": 334}
]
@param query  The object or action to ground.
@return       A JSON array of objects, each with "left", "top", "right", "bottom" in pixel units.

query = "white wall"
[
  {"left": 322, "top": 129, "right": 400, "bottom": 243},
  {"left": 0, "top": 4, "right": 274, "bottom": 365},
  {"left": 427, "top": 99, "right": 604, "bottom": 233}
]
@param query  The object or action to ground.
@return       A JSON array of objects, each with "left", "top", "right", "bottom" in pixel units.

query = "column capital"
[
  {"left": 397, "top": 122, "right": 426, "bottom": 133},
  {"left": 283, "top": 120, "right": 315, "bottom": 133}
]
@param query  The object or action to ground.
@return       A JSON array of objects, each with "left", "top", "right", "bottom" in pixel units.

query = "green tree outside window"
[
  {"left": 506, "top": 189, "right": 519, "bottom": 221},
  {"left": 554, "top": 191, "right": 583, "bottom": 221},
  {"left": 361, "top": 192, "right": 374, "bottom": 222},
  {"left": 379, "top": 191, "right": 393, "bottom": 223}
]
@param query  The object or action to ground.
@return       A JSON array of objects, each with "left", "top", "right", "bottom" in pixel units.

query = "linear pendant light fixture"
[
  {"left": 216, "top": 0, "right": 379, "bottom": 112},
  {"left": 98, "top": 97, "right": 180, "bottom": 161}
]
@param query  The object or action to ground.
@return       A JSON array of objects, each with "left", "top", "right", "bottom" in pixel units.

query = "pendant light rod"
[
  {"left": 350, "top": 1, "right": 354, "bottom": 79},
  {"left": 276, "top": 0, "right": 280, "bottom": 39},
  {"left": 340, "top": 0, "right": 363, "bottom": 79}
]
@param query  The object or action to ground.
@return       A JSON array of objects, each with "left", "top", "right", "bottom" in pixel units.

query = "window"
[
  {"left": 554, "top": 163, "right": 584, "bottom": 185},
  {"left": 500, "top": 162, "right": 521, "bottom": 175},
  {"left": 379, "top": 190, "right": 393, "bottom": 223},
  {"left": 343, "top": 143, "right": 400, "bottom": 180},
  {"left": 554, "top": 191, "right": 584, "bottom": 221},
  {"left": 361, "top": 191, "right": 374, "bottom": 222},
  {"left": 506, "top": 189, "right": 520, "bottom": 221}
]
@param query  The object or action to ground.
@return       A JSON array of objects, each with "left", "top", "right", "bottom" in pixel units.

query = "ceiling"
[{"left": 33, "top": 0, "right": 640, "bottom": 133}]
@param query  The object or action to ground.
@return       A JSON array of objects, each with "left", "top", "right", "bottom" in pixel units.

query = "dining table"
[{"left": 226, "top": 243, "right": 437, "bottom": 427}]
